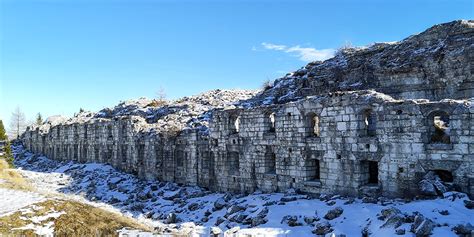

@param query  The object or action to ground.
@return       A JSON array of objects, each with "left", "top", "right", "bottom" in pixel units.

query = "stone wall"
[{"left": 22, "top": 90, "right": 474, "bottom": 198}]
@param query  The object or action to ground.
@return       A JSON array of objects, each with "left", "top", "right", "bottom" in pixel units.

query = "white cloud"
[{"left": 260, "top": 42, "right": 335, "bottom": 62}]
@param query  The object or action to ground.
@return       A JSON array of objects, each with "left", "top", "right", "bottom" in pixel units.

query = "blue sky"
[{"left": 0, "top": 0, "right": 472, "bottom": 132}]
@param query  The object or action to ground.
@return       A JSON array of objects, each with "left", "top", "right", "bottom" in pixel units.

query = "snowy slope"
[{"left": 12, "top": 145, "right": 474, "bottom": 236}]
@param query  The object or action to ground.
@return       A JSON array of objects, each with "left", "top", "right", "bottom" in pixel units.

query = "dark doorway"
[{"left": 368, "top": 161, "right": 378, "bottom": 184}]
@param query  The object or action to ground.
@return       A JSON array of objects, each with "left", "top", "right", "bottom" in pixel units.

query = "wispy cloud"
[{"left": 260, "top": 42, "right": 335, "bottom": 62}]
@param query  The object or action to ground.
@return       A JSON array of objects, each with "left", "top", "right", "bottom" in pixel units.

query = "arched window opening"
[
  {"left": 231, "top": 115, "right": 241, "bottom": 134},
  {"left": 429, "top": 111, "right": 450, "bottom": 144},
  {"left": 363, "top": 110, "right": 376, "bottom": 137},
  {"left": 307, "top": 112, "right": 320, "bottom": 137},
  {"left": 269, "top": 112, "right": 276, "bottom": 133}
]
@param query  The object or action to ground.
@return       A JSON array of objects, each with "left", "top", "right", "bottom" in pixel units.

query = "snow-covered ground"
[
  {"left": 9, "top": 145, "right": 474, "bottom": 236},
  {"left": 0, "top": 188, "right": 45, "bottom": 217}
]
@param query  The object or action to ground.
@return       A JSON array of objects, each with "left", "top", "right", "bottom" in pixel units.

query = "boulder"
[
  {"left": 464, "top": 200, "right": 474, "bottom": 209},
  {"left": 452, "top": 223, "right": 474, "bottom": 236},
  {"left": 210, "top": 226, "right": 222, "bottom": 237},
  {"left": 226, "top": 205, "right": 245, "bottom": 216},
  {"left": 215, "top": 217, "right": 226, "bottom": 226},
  {"left": 250, "top": 216, "right": 267, "bottom": 227},
  {"left": 257, "top": 207, "right": 269, "bottom": 218},
  {"left": 280, "top": 196, "right": 298, "bottom": 202},
  {"left": 188, "top": 202, "right": 199, "bottom": 211},
  {"left": 213, "top": 197, "right": 227, "bottom": 211},
  {"left": 225, "top": 226, "right": 240, "bottom": 235},
  {"left": 410, "top": 214, "right": 435, "bottom": 237},
  {"left": 312, "top": 221, "right": 333, "bottom": 235},
  {"left": 304, "top": 216, "right": 318, "bottom": 225},
  {"left": 379, "top": 207, "right": 405, "bottom": 229},
  {"left": 324, "top": 207, "right": 344, "bottom": 220},
  {"left": 378, "top": 207, "right": 402, "bottom": 221},
  {"left": 395, "top": 228, "right": 406, "bottom": 235},
  {"left": 164, "top": 213, "right": 178, "bottom": 224},
  {"left": 433, "top": 180, "right": 448, "bottom": 194},
  {"left": 281, "top": 215, "right": 302, "bottom": 227},
  {"left": 419, "top": 180, "right": 437, "bottom": 196}
]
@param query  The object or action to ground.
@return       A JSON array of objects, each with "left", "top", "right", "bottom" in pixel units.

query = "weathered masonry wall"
[{"left": 22, "top": 91, "right": 474, "bottom": 198}]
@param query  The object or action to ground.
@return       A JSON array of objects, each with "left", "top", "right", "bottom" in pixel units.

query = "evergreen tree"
[
  {"left": 0, "top": 120, "right": 7, "bottom": 140},
  {"left": 36, "top": 113, "right": 43, "bottom": 125},
  {"left": 0, "top": 120, "right": 14, "bottom": 167}
]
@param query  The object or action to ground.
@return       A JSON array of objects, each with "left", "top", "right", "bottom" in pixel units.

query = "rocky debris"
[
  {"left": 419, "top": 180, "right": 437, "bottom": 196},
  {"left": 304, "top": 216, "right": 319, "bottom": 225},
  {"left": 361, "top": 226, "right": 371, "bottom": 237},
  {"left": 245, "top": 20, "right": 474, "bottom": 106},
  {"left": 164, "top": 213, "right": 178, "bottom": 224},
  {"left": 224, "top": 226, "right": 240, "bottom": 235},
  {"left": 210, "top": 226, "right": 222, "bottom": 237},
  {"left": 452, "top": 223, "right": 474, "bottom": 236},
  {"left": 313, "top": 221, "right": 333, "bottom": 235},
  {"left": 378, "top": 207, "right": 405, "bottom": 229},
  {"left": 280, "top": 196, "right": 298, "bottom": 202},
  {"left": 438, "top": 210, "right": 449, "bottom": 215},
  {"left": 225, "top": 205, "right": 245, "bottom": 217},
  {"left": 242, "top": 207, "right": 269, "bottom": 227},
  {"left": 215, "top": 217, "right": 226, "bottom": 226},
  {"left": 395, "top": 228, "right": 406, "bottom": 235},
  {"left": 419, "top": 171, "right": 450, "bottom": 196},
  {"left": 213, "top": 197, "right": 227, "bottom": 211},
  {"left": 361, "top": 197, "right": 378, "bottom": 204},
  {"left": 410, "top": 213, "right": 435, "bottom": 237},
  {"left": 187, "top": 202, "right": 199, "bottom": 211},
  {"left": 326, "top": 200, "right": 336, "bottom": 206},
  {"left": 281, "top": 215, "right": 303, "bottom": 227},
  {"left": 463, "top": 200, "right": 474, "bottom": 209},
  {"left": 324, "top": 207, "right": 344, "bottom": 220}
]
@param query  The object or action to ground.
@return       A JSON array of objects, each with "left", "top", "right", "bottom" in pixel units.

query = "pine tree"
[
  {"left": 0, "top": 120, "right": 7, "bottom": 141},
  {"left": 36, "top": 113, "right": 43, "bottom": 125},
  {"left": 0, "top": 120, "right": 14, "bottom": 167}
]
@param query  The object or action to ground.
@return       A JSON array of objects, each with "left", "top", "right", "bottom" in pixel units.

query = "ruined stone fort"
[{"left": 22, "top": 20, "right": 474, "bottom": 198}]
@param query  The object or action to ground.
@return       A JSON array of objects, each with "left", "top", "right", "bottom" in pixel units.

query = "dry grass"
[
  {"left": 0, "top": 160, "right": 31, "bottom": 191},
  {"left": 0, "top": 199, "right": 152, "bottom": 236}
]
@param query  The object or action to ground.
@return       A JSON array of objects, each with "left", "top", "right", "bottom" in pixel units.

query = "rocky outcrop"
[{"left": 247, "top": 20, "right": 474, "bottom": 106}]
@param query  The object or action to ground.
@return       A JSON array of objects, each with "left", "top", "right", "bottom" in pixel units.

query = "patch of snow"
[{"left": 0, "top": 188, "right": 46, "bottom": 217}]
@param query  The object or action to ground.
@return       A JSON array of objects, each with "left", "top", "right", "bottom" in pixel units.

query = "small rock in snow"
[{"left": 324, "top": 207, "right": 344, "bottom": 220}]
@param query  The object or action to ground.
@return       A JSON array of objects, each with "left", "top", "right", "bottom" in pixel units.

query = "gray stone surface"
[{"left": 21, "top": 20, "right": 474, "bottom": 199}]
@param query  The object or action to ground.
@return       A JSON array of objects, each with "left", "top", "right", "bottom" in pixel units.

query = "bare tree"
[
  {"left": 156, "top": 86, "right": 167, "bottom": 102},
  {"left": 149, "top": 86, "right": 168, "bottom": 107},
  {"left": 9, "top": 106, "right": 26, "bottom": 139}
]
